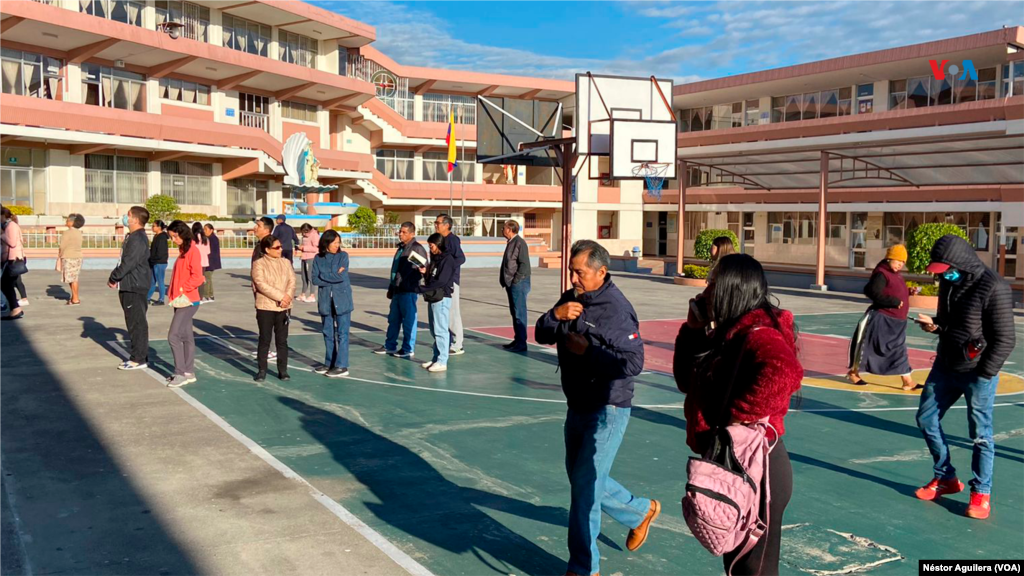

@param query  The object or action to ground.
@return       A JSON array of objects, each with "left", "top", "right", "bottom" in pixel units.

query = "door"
[
  {"left": 0, "top": 167, "right": 32, "bottom": 209},
  {"left": 657, "top": 212, "right": 667, "bottom": 256}
]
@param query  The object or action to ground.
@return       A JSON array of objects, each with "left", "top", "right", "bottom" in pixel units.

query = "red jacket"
[
  {"left": 673, "top": 307, "right": 803, "bottom": 453},
  {"left": 169, "top": 243, "right": 205, "bottom": 303}
]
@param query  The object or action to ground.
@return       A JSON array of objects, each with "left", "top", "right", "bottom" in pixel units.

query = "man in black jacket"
[
  {"left": 914, "top": 234, "right": 1015, "bottom": 520},
  {"left": 374, "top": 222, "right": 428, "bottom": 358},
  {"left": 500, "top": 220, "right": 531, "bottom": 352},
  {"left": 535, "top": 240, "right": 659, "bottom": 576},
  {"left": 434, "top": 214, "right": 467, "bottom": 356},
  {"left": 147, "top": 220, "right": 169, "bottom": 305},
  {"left": 272, "top": 215, "right": 300, "bottom": 263},
  {"left": 108, "top": 206, "right": 151, "bottom": 370}
]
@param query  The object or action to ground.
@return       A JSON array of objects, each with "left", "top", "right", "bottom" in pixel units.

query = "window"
[
  {"left": 423, "top": 93, "right": 476, "bottom": 125},
  {"left": 222, "top": 15, "right": 270, "bottom": 57},
  {"left": 227, "top": 178, "right": 268, "bottom": 215},
  {"left": 375, "top": 150, "right": 413, "bottom": 180},
  {"left": 282, "top": 101, "right": 318, "bottom": 122},
  {"left": 85, "top": 154, "right": 147, "bottom": 203},
  {"left": 423, "top": 151, "right": 475, "bottom": 183},
  {"left": 851, "top": 212, "right": 868, "bottom": 268},
  {"left": 279, "top": 31, "right": 318, "bottom": 68},
  {"left": 238, "top": 92, "right": 269, "bottom": 131},
  {"left": 744, "top": 99, "right": 760, "bottom": 126},
  {"left": 158, "top": 78, "right": 210, "bottom": 105},
  {"left": 959, "top": 67, "right": 998, "bottom": 103},
  {"left": 1003, "top": 62, "right": 1024, "bottom": 97},
  {"left": 969, "top": 212, "right": 991, "bottom": 251},
  {"left": 889, "top": 79, "right": 907, "bottom": 110},
  {"left": 771, "top": 97, "right": 785, "bottom": 124},
  {"left": 161, "top": 161, "right": 212, "bottom": 205},
  {"left": 767, "top": 212, "right": 811, "bottom": 244},
  {"left": 727, "top": 212, "right": 741, "bottom": 238},
  {"left": 155, "top": 1, "right": 209, "bottom": 42},
  {"left": 1, "top": 147, "right": 46, "bottom": 210},
  {"left": 82, "top": 64, "right": 145, "bottom": 111},
  {"left": 80, "top": 0, "right": 144, "bottom": 27},
  {"left": 893, "top": 69, "right": 997, "bottom": 110},
  {"left": 680, "top": 106, "right": 713, "bottom": 132},
  {"left": 685, "top": 212, "right": 708, "bottom": 240},
  {"left": 857, "top": 84, "right": 874, "bottom": 114},
  {"left": 1, "top": 49, "right": 61, "bottom": 99},
  {"left": 819, "top": 88, "right": 852, "bottom": 118},
  {"left": 742, "top": 212, "right": 755, "bottom": 246},
  {"left": 827, "top": 212, "right": 846, "bottom": 246}
]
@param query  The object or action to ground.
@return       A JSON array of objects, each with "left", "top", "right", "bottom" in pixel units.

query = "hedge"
[
  {"left": 683, "top": 264, "right": 709, "bottom": 279},
  {"left": 6, "top": 205, "right": 33, "bottom": 216},
  {"left": 906, "top": 223, "right": 970, "bottom": 274},
  {"left": 694, "top": 229, "right": 740, "bottom": 262}
]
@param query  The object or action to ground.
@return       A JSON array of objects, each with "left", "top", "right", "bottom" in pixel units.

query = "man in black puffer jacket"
[
  {"left": 913, "top": 234, "right": 1015, "bottom": 520},
  {"left": 536, "top": 240, "right": 658, "bottom": 576},
  {"left": 108, "top": 206, "right": 151, "bottom": 371}
]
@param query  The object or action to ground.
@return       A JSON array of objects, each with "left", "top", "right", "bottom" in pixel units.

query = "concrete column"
[
  {"left": 675, "top": 160, "right": 686, "bottom": 277},
  {"left": 812, "top": 151, "right": 829, "bottom": 290}
]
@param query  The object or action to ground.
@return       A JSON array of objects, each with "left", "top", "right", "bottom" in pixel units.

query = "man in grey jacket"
[
  {"left": 499, "top": 220, "right": 531, "bottom": 352},
  {"left": 108, "top": 205, "right": 151, "bottom": 370}
]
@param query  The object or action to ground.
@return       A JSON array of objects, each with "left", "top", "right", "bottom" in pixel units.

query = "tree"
[
  {"left": 146, "top": 194, "right": 180, "bottom": 223},
  {"left": 348, "top": 206, "right": 378, "bottom": 235},
  {"left": 694, "top": 229, "right": 740, "bottom": 261},
  {"left": 906, "top": 223, "right": 970, "bottom": 274}
]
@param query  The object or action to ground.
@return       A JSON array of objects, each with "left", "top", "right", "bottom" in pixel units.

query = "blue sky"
[{"left": 312, "top": 1, "right": 1024, "bottom": 83}]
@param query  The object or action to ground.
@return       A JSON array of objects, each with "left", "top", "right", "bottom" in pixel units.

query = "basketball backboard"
[
  {"left": 476, "top": 97, "right": 563, "bottom": 166},
  {"left": 576, "top": 73, "right": 676, "bottom": 180}
]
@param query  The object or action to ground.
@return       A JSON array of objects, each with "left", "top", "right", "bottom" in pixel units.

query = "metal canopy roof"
[{"left": 678, "top": 120, "right": 1024, "bottom": 191}]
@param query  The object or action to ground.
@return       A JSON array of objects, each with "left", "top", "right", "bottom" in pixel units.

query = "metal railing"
[
  {"left": 423, "top": 97, "right": 476, "bottom": 125},
  {"left": 23, "top": 232, "right": 258, "bottom": 250},
  {"left": 239, "top": 111, "right": 269, "bottom": 132}
]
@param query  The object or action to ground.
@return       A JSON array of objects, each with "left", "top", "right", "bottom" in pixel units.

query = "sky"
[{"left": 311, "top": 1, "right": 1024, "bottom": 84}]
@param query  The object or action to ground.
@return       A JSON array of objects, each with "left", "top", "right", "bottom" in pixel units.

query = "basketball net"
[{"left": 632, "top": 162, "right": 669, "bottom": 200}]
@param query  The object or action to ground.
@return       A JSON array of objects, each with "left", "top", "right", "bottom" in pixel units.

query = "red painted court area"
[{"left": 472, "top": 319, "right": 935, "bottom": 377}]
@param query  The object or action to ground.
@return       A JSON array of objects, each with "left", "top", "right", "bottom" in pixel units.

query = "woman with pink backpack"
[{"left": 673, "top": 253, "right": 803, "bottom": 576}]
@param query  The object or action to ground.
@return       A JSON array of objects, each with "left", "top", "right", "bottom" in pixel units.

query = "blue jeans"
[
  {"left": 147, "top": 263, "right": 167, "bottom": 302},
  {"left": 427, "top": 297, "right": 452, "bottom": 366},
  {"left": 916, "top": 363, "right": 998, "bottom": 494},
  {"left": 384, "top": 292, "right": 418, "bottom": 354},
  {"left": 506, "top": 277, "right": 530, "bottom": 346},
  {"left": 565, "top": 406, "right": 650, "bottom": 575},
  {"left": 322, "top": 312, "right": 351, "bottom": 369}
]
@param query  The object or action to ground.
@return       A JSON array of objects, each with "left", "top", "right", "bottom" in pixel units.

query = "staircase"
[{"left": 525, "top": 237, "right": 561, "bottom": 269}]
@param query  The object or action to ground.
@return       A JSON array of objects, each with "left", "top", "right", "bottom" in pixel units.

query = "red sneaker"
[
  {"left": 914, "top": 477, "right": 964, "bottom": 501},
  {"left": 966, "top": 492, "right": 991, "bottom": 519}
]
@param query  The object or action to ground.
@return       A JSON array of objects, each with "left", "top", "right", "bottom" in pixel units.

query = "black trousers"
[
  {"left": 119, "top": 291, "right": 149, "bottom": 364},
  {"left": 723, "top": 439, "right": 792, "bottom": 576},
  {"left": 256, "top": 309, "right": 289, "bottom": 374},
  {"left": 1, "top": 268, "right": 19, "bottom": 312}
]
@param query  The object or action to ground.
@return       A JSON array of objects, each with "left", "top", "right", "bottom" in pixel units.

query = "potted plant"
[
  {"left": 674, "top": 264, "right": 710, "bottom": 287},
  {"left": 905, "top": 223, "right": 969, "bottom": 309}
]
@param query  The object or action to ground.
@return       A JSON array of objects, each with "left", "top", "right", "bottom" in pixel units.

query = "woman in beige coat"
[
  {"left": 59, "top": 214, "right": 85, "bottom": 305},
  {"left": 252, "top": 235, "right": 295, "bottom": 382}
]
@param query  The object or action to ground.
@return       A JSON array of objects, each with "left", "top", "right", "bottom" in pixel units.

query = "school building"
[{"left": 0, "top": 1, "right": 1021, "bottom": 282}]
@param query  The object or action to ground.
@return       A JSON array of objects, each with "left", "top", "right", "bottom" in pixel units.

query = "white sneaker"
[
  {"left": 427, "top": 363, "right": 448, "bottom": 373},
  {"left": 249, "top": 350, "right": 277, "bottom": 360},
  {"left": 391, "top": 351, "right": 414, "bottom": 359},
  {"left": 117, "top": 360, "right": 148, "bottom": 370},
  {"left": 182, "top": 373, "right": 198, "bottom": 385},
  {"left": 421, "top": 361, "right": 435, "bottom": 370},
  {"left": 449, "top": 348, "right": 465, "bottom": 356},
  {"left": 17, "top": 299, "right": 28, "bottom": 307}
]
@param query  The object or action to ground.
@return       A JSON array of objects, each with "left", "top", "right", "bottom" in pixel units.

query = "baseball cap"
[{"left": 925, "top": 261, "right": 951, "bottom": 274}]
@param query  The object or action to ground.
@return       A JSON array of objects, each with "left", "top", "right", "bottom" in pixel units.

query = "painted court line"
[{"left": 108, "top": 340, "right": 435, "bottom": 576}]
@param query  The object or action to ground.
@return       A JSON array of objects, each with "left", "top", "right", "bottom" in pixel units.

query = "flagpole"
[{"left": 460, "top": 131, "right": 466, "bottom": 235}]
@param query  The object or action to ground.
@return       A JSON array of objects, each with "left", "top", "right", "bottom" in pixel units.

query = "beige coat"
[
  {"left": 59, "top": 227, "right": 83, "bottom": 260},
  {"left": 252, "top": 256, "right": 295, "bottom": 312}
]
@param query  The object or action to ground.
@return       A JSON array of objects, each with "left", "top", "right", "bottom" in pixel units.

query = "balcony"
[{"left": 239, "top": 111, "right": 269, "bottom": 133}]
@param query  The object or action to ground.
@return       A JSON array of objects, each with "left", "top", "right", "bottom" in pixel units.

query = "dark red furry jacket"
[{"left": 673, "top": 307, "right": 803, "bottom": 453}]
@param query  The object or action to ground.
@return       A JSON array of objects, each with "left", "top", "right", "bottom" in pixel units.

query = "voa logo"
[{"left": 929, "top": 59, "right": 978, "bottom": 82}]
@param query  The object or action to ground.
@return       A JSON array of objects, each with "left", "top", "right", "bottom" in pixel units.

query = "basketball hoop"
[{"left": 632, "top": 162, "right": 670, "bottom": 199}]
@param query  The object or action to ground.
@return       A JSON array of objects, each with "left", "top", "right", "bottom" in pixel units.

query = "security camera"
[{"left": 158, "top": 21, "right": 184, "bottom": 40}]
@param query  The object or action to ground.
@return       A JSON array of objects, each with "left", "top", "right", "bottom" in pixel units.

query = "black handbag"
[{"left": 5, "top": 258, "right": 27, "bottom": 277}]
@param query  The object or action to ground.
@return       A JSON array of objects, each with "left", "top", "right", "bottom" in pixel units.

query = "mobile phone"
[
  {"left": 912, "top": 317, "right": 933, "bottom": 326},
  {"left": 689, "top": 298, "right": 707, "bottom": 325}
]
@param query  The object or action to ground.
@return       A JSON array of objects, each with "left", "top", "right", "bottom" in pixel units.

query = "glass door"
[
  {"left": 0, "top": 167, "right": 32, "bottom": 209},
  {"left": 850, "top": 212, "right": 867, "bottom": 268}
]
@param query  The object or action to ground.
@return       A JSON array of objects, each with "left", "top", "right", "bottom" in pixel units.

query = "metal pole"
[
  {"left": 460, "top": 133, "right": 466, "bottom": 234},
  {"left": 814, "top": 151, "right": 828, "bottom": 290},
  {"left": 560, "top": 142, "right": 576, "bottom": 293},
  {"left": 676, "top": 160, "right": 686, "bottom": 277}
]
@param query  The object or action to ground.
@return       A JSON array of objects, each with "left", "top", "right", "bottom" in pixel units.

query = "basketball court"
[{"left": 117, "top": 310, "right": 1024, "bottom": 576}]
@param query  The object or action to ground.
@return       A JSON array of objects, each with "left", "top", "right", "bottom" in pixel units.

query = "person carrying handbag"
[
  {"left": 1, "top": 206, "right": 27, "bottom": 320},
  {"left": 165, "top": 220, "right": 205, "bottom": 388},
  {"left": 673, "top": 254, "right": 803, "bottom": 576},
  {"left": 415, "top": 233, "right": 456, "bottom": 373}
]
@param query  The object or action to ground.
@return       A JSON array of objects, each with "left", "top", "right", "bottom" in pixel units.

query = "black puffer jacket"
[
  {"left": 109, "top": 228, "right": 151, "bottom": 295},
  {"left": 930, "top": 235, "right": 1015, "bottom": 379}
]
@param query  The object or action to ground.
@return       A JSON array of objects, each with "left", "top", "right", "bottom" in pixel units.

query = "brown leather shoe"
[{"left": 626, "top": 499, "right": 661, "bottom": 551}]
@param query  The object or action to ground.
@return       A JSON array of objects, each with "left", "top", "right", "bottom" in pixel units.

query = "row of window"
[
  {"left": 889, "top": 68, "right": 998, "bottom": 110},
  {"left": 158, "top": 77, "right": 211, "bottom": 105},
  {"left": 1, "top": 49, "right": 61, "bottom": 100},
  {"left": 375, "top": 150, "right": 477, "bottom": 183}
]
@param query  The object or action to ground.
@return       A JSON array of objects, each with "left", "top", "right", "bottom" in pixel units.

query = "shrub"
[
  {"left": 174, "top": 212, "right": 212, "bottom": 222},
  {"left": 906, "top": 223, "right": 970, "bottom": 274},
  {"left": 348, "top": 206, "right": 378, "bottom": 235},
  {"left": 683, "top": 264, "right": 709, "bottom": 279},
  {"left": 6, "top": 205, "right": 33, "bottom": 216},
  {"left": 383, "top": 211, "right": 400, "bottom": 226},
  {"left": 907, "top": 280, "right": 939, "bottom": 297},
  {"left": 694, "top": 229, "right": 740, "bottom": 262},
  {"left": 145, "top": 195, "right": 179, "bottom": 223}
]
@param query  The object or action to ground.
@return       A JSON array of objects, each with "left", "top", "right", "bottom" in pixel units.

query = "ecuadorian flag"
[{"left": 446, "top": 109, "right": 457, "bottom": 173}]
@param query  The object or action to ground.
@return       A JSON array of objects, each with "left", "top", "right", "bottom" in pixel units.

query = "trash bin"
[{"left": 631, "top": 246, "right": 641, "bottom": 258}]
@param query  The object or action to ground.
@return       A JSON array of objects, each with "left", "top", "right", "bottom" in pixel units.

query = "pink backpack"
[{"left": 681, "top": 328, "right": 777, "bottom": 575}]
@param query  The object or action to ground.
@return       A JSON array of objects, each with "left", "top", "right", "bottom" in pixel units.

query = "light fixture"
[
  {"left": 42, "top": 32, "right": 59, "bottom": 39},
  {"left": 205, "top": 66, "right": 218, "bottom": 72},
  {"left": 312, "top": 29, "right": 323, "bottom": 35},
  {"left": 317, "top": 90, "right": 326, "bottom": 94}
]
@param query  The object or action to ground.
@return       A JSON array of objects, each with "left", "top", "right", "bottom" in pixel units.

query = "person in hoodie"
[
  {"left": 535, "top": 240, "right": 659, "bottom": 576},
  {"left": 415, "top": 233, "right": 456, "bottom": 373},
  {"left": 847, "top": 244, "right": 918, "bottom": 391},
  {"left": 913, "top": 234, "right": 1015, "bottom": 520}
]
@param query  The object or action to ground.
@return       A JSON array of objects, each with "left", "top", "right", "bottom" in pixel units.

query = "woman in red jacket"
[
  {"left": 673, "top": 253, "right": 803, "bottom": 576},
  {"left": 166, "top": 220, "right": 205, "bottom": 388}
]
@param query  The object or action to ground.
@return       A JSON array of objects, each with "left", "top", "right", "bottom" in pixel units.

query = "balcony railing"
[
  {"left": 25, "top": 232, "right": 259, "bottom": 250},
  {"left": 239, "top": 111, "right": 269, "bottom": 132},
  {"left": 423, "top": 98, "right": 476, "bottom": 125}
]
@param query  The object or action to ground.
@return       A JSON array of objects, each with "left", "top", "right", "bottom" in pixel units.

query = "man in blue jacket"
[
  {"left": 374, "top": 222, "right": 428, "bottom": 358},
  {"left": 535, "top": 240, "right": 660, "bottom": 576}
]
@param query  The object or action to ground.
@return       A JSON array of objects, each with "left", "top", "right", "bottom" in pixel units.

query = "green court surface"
[{"left": 140, "top": 313, "right": 1024, "bottom": 576}]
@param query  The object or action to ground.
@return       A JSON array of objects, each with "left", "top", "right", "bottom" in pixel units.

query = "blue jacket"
[
  {"left": 443, "top": 233, "right": 466, "bottom": 285},
  {"left": 206, "top": 233, "right": 222, "bottom": 271},
  {"left": 416, "top": 250, "right": 456, "bottom": 301},
  {"left": 311, "top": 251, "right": 354, "bottom": 316},
  {"left": 535, "top": 277, "right": 644, "bottom": 411}
]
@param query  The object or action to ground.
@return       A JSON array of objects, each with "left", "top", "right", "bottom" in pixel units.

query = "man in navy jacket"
[{"left": 535, "top": 240, "right": 659, "bottom": 576}]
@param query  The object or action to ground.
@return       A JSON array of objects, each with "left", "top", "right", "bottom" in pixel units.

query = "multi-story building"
[{"left": 1, "top": 0, "right": 1021, "bottom": 283}]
